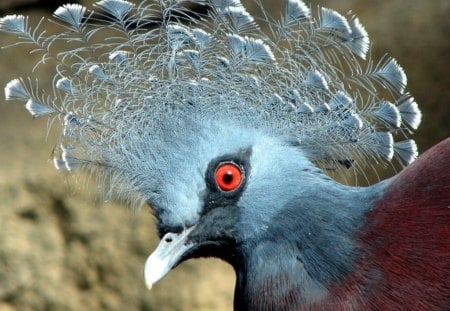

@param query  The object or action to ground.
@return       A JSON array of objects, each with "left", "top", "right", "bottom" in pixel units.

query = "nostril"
[
  {"left": 165, "top": 236, "right": 173, "bottom": 243},
  {"left": 158, "top": 224, "right": 185, "bottom": 238}
]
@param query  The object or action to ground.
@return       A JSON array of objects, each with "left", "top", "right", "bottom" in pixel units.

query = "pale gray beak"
[{"left": 144, "top": 226, "right": 196, "bottom": 290}]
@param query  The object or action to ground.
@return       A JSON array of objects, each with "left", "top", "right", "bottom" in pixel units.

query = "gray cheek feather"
[{"left": 236, "top": 140, "right": 318, "bottom": 239}]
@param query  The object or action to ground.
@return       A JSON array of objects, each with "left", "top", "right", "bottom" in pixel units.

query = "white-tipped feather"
[
  {"left": 227, "top": 33, "right": 246, "bottom": 54},
  {"left": 181, "top": 50, "right": 201, "bottom": 67},
  {"left": 315, "top": 102, "right": 331, "bottom": 112},
  {"left": 94, "top": 0, "right": 134, "bottom": 19},
  {"left": 192, "top": 29, "right": 213, "bottom": 49},
  {"left": 211, "top": 0, "right": 243, "bottom": 11},
  {"left": 398, "top": 97, "right": 422, "bottom": 130},
  {"left": 109, "top": 50, "right": 128, "bottom": 64},
  {"left": 297, "top": 102, "right": 314, "bottom": 114},
  {"left": 270, "top": 94, "right": 284, "bottom": 106},
  {"left": 329, "top": 91, "right": 353, "bottom": 110},
  {"left": 372, "top": 101, "right": 401, "bottom": 128},
  {"left": 369, "top": 132, "right": 394, "bottom": 161},
  {"left": 167, "top": 24, "right": 194, "bottom": 51},
  {"left": 56, "top": 77, "right": 76, "bottom": 94},
  {"left": 343, "top": 114, "right": 363, "bottom": 130},
  {"left": 53, "top": 157, "right": 67, "bottom": 170},
  {"left": 222, "top": 6, "right": 255, "bottom": 32},
  {"left": 240, "top": 37, "right": 276, "bottom": 63},
  {"left": 394, "top": 139, "right": 418, "bottom": 166},
  {"left": 88, "top": 65, "right": 108, "bottom": 79},
  {"left": 5, "top": 79, "right": 29, "bottom": 101},
  {"left": 304, "top": 70, "right": 329, "bottom": 90},
  {"left": 285, "top": 0, "right": 310, "bottom": 25},
  {"left": 0, "top": 15, "right": 27, "bottom": 34},
  {"left": 60, "top": 145, "right": 80, "bottom": 171},
  {"left": 53, "top": 4, "right": 86, "bottom": 27},
  {"left": 63, "top": 112, "right": 80, "bottom": 137},
  {"left": 25, "top": 99, "right": 56, "bottom": 117},
  {"left": 320, "top": 8, "right": 351, "bottom": 34},
  {"left": 217, "top": 56, "right": 230, "bottom": 68},
  {"left": 347, "top": 18, "right": 369, "bottom": 59},
  {"left": 375, "top": 58, "right": 407, "bottom": 93}
]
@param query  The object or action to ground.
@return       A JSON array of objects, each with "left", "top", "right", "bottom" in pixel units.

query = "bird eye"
[{"left": 214, "top": 162, "right": 243, "bottom": 192}]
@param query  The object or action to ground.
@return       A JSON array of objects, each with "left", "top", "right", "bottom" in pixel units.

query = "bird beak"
[{"left": 144, "top": 226, "right": 196, "bottom": 290}]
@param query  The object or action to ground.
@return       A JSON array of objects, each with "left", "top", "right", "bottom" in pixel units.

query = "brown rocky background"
[{"left": 0, "top": 0, "right": 448, "bottom": 310}]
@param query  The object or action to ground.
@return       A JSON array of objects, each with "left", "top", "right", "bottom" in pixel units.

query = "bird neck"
[
  {"left": 232, "top": 179, "right": 384, "bottom": 311},
  {"left": 233, "top": 242, "right": 329, "bottom": 310}
]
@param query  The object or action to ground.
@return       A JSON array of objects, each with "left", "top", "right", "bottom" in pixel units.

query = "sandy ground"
[{"left": 0, "top": 0, "right": 448, "bottom": 310}]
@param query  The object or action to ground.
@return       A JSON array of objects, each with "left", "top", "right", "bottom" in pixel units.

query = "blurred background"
[{"left": 0, "top": 0, "right": 448, "bottom": 310}]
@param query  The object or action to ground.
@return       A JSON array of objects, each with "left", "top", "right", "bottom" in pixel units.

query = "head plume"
[{"left": 1, "top": 0, "right": 421, "bottom": 203}]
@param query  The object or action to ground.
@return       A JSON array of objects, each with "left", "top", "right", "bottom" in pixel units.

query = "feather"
[
  {"left": 88, "top": 65, "right": 108, "bottom": 80},
  {"left": 394, "top": 139, "right": 418, "bottom": 166},
  {"left": 315, "top": 102, "right": 331, "bottom": 112},
  {"left": 0, "top": 15, "right": 27, "bottom": 34},
  {"left": 374, "top": 58, "right": 407, "bottom": 93},
  {"left": 270, "top": 94, "right": 284, "bottom": 106},
  {"left": 284, "top": 0, "right": 310, "bottom": 25},
  {"left": 211, "top": 0, "right": 243, "bottom": 11},
  {"left": 180, "top": 49, "right": 201, "bottom": 70},
  {"left": 94, "top": 0, "right": 134, "bottom": 20},
  {"left": 222, "top": 6, "right": 255, "bottom": 32},
  {"left": 4, "top": 79, "right": 29, "bottom": 101},
  {"left": 25, "top": 99, "right": 56, "bottom": 117},
  {"left": 53, "top": 4, "right": 86, "bottom": 27},
  {"left": 53, "top": 158, "right": 67, "bottom": 170},
  {"left": 343, "top": 113, "right": 363, "bottom": 130},
  {"left": 329, "top": 91, "right": 353, "bottom": 110},
  {"left": 372, "top": 101, "right": 401, "bottom": 128},
  {"left": 56, "top": 77, "right": 76, "bottom": 94},
  {"left": 192, "top": 29, "right": 212, "bottom": 49},
  {"left": 320, "top": 8, "right": 351, "bottom": 34},
  {"left": 228, "top": 35, "right": 275, "bottom": 64},
  {"left": 304, "top": 70, "right": 329, "bottom": 90},
  {"left": 63, "top": 112, "right": 81, "bottom": 137},
  {"left": 398, "top": 97, "right": 422, "bottom": 130},
  {"left": 346, "top": 18, "right": 369, "bottom": 59},
  {"left": 296, "top": 102, "right": 314, "bottom": 114},
  {"left": 369, "top": 132, "right": 394, "bottom": 161},
  {"left": 217, "top": 56, "right": 230, "bottom": 68},
  {"left": 227, "top": 33, "right": 246, "bottom": 54},
  {"left": 287, "top": 89, "right": 301, "bottom": 103},
  {"left": 109, "top": 50, "right": 128, "bottom": 64},
  {"left": 241, "top": 37, "right": 275, "bottom": 63},
  {"left": 167, "top": 24, "right": 194, "bottom": 51}
]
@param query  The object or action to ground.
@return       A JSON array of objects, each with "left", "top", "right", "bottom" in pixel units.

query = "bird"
[{"left": 1, "top": 0, "right": 449, "bottom": 310}]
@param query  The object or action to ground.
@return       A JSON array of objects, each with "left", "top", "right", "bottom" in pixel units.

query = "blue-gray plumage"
[
  {"left": 2, "top": 0, "right": 449, "bottom": 310},
  {"left": 143, "top": 121, "right": 389, "bottom": 308}
]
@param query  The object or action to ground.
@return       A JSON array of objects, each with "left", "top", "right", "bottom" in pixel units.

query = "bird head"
[{"left": 140, "top": 120, "right": 324, "bottom": 288}]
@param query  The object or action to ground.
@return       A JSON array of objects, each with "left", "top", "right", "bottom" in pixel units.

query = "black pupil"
[{"left": 222, "top": 171, "right": 234, "bottom": 184}]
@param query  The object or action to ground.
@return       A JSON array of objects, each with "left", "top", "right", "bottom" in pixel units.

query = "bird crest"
[{"left": 1, "top": 0, "right": 421, "bottom": 204}]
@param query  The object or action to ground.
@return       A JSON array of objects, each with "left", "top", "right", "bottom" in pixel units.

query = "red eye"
[{"left": 215, "top": 162, "right": 244, "bottom": 192}]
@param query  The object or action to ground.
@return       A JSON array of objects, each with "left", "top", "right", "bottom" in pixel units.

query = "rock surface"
[{"left": 0, "top": 1, "right": 448, "bottom": 310}]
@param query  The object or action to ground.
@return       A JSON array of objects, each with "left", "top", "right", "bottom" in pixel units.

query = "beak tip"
[
  {"left": 144, "top": 259, "right": 159, "bottom": 291},
  {"left": 145, "top": 281, "right": 154, "bottom": 291}
]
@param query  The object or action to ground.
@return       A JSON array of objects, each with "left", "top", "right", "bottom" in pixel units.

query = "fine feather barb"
[{"left": 1, "top": 0, "right": 421, "bottom": 199}]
